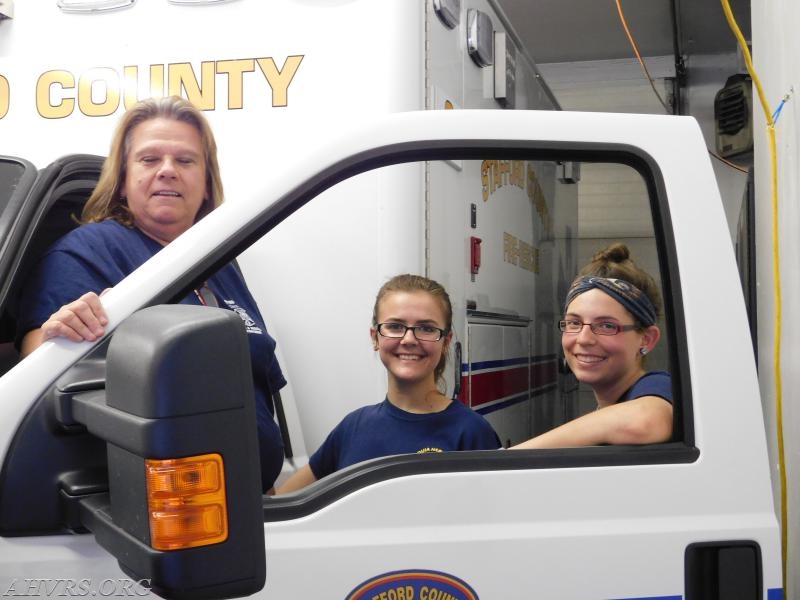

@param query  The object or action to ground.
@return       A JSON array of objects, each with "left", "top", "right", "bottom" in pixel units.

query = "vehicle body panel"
[{"left": 0, "top": 108, "right": 782, "bottom": 597}]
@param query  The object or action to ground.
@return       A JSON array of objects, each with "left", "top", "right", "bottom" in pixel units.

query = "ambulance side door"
[{"left": 0, "top": 154, "right": 103, "bottom": 373}]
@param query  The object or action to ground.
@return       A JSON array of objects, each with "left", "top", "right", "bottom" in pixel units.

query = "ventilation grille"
[
  {"left": 715, "top": 85, "right": 749, "bottom": 135},
  {"left": 714, "top": 75, "right": 753, "bottom": 158}
]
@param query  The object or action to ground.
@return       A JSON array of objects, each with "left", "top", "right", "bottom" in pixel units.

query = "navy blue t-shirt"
[
  {"left": 619, "top": 370, "right": 672, "bottom": 404},
  {"left": 308, "top": 398, "right": 501, "bottom": 479},
  {"left": 16, "top": 219, "right": 287, "bottom": 491}
]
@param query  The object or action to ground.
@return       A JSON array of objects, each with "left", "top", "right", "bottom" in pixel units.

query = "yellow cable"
[
  {"left": 615, "top": 0, "right": 785, "bottom": 584},
  {"left": 720, "top": 0, "right": 788, "bottom": 594}
]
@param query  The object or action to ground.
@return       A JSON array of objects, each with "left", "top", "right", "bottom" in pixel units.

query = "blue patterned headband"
[{"left": 564, "top": 276, "right": 657, "bottom": 327}]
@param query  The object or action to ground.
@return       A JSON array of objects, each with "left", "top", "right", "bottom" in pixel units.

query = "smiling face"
[
  {"left": 371, "top": 290, "right": 452, "bottom": 390},
  {"left": 121, "top": 117, "right": 208, "bottom": 245},
  {"left": 562, "top": 288, "right": 657, "bottom": 404}
]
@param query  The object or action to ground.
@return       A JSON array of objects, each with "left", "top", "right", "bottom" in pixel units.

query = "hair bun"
[
  {"left": 594, "top": 242, "right": 630, "bottom": 264},
  {"left": 579, "top": 242, "right": 662, "bottom": 317}
]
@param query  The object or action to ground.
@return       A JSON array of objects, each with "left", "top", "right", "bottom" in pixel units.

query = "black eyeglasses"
[
  {"left": 376, "top": 322, "right": 447, "bottom": 342},
  {"left": 194, "top": 283, "right": 218, "bottom": 307},
  {"left": 558, "top": 319, "right": 638, "bottom": 336}
]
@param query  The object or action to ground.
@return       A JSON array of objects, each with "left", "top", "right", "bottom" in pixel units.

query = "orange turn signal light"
[{"left": 145, "top": 453, "right": 228, "bottom": 551}]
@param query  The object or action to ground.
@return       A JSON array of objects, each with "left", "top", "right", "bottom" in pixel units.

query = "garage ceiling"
[
  {"left": 494, "top": 0, "right": 751, "bottom": 65},
  {"left": 488, "top": 1, "right": 752, "bottom": 242}
]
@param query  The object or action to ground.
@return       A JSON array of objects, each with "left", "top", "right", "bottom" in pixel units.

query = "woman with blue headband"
[{"left": 513, "top": 243, "right": 672, "bottom": 449}]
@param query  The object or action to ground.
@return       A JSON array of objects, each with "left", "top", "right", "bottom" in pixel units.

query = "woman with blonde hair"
[{"left": 16, "top": 96, "right": 287, "bottom": 492}]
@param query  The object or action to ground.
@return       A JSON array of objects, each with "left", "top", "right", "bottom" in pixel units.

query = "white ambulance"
[
  {"left": 0, "top": 0, "right": 568, "bottom": 453},
  {"left": 0, "top": 1, "right": 784, "bottom": 599}
]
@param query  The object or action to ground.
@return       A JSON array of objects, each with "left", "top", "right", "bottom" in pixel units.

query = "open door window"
[{"left": 0, "top": 154, "right": 104, "bottom": 373}]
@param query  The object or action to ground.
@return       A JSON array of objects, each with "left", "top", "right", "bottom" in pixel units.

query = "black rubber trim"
[{"left": 264, "top": 443, "right": 699, "bottom": 522}]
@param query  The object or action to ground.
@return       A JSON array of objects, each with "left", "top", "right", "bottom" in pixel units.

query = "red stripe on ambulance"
[{"left": 459, "top": 356, "right": 558, "bottom": 408}]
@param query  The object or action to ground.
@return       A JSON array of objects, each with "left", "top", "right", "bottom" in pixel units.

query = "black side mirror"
[{"left": 73, "top": 305, "right": 266, "bottom": 599}]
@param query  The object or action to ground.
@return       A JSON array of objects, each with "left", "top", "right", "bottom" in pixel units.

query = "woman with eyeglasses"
[
  {"left": 513, "top": 243, "right": 673, "bottom": 449},
  {"left": 15, "top": 96, "right": 287, "bottom": 494},
  {"left": 276, "top": 273, "right": 500, "bottom": 494}
]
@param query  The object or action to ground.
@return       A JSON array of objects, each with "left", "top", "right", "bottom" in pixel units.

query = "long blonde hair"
[{"left": 81, "top": 96, "right": 224, "bottom": 226}]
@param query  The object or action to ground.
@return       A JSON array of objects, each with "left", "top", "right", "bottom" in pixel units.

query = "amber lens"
[{"left": 145, "top": 453, "right": 228, "bottom": 550}]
